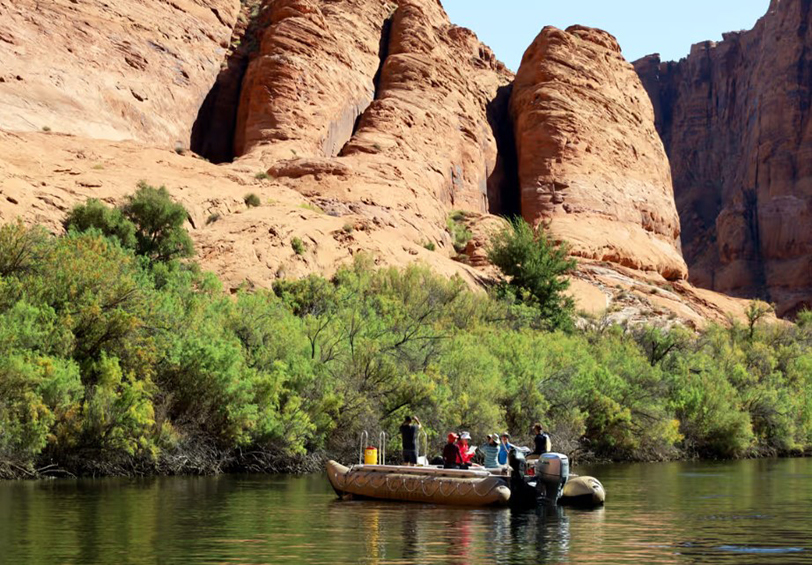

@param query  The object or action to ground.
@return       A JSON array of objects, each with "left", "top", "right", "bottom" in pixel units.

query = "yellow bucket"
[{"left": 364, "top": 447, "right": 378, "bottom": 465}]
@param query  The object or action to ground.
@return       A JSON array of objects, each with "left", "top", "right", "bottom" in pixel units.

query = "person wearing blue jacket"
[{"left": 497, "top": 432, "right": 515, "bottom": 466}]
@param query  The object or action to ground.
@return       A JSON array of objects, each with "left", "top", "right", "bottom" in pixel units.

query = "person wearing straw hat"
[{"left": 478, "top": 433, "right": 501, "bottom": 469}]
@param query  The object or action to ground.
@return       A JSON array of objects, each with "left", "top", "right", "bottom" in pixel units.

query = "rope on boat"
[{"left": 346, "top": 470, "right": 504, "bottom": 499}]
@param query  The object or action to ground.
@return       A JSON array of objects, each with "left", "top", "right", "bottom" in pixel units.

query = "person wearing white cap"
[{"left": 456, "top": 431, "right": 475, "bottom": 465}]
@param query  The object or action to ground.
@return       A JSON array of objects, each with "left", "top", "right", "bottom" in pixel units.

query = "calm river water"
[{"left": 1, "top": 458, "right": 811, "bottom": 564}]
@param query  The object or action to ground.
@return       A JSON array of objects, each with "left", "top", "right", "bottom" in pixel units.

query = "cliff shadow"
[
  {"left": 190, "top": 3, "right": 267, "bottom": 164},
  {"left": 486, "top": 83, "right": 520, "bottom": 217}
]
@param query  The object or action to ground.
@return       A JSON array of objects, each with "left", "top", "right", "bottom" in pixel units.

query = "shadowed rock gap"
[
  {"left": 190, "top": 3, "right": 266, "bottom": 164},
  {"left": 338, "top": 14, "right": 394, "bottom": 156},
  {"left": 486, "top": 83, "right": 520, "bottom": 217}
]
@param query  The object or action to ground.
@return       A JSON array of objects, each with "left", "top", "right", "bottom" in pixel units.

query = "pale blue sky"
[{"left": 442, "top": 1, "right": 769, "bottom": 70}]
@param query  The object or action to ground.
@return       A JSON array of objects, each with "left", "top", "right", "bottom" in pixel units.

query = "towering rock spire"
[{"left": 511, "top": 25, "right": 687, "bottom": 280}]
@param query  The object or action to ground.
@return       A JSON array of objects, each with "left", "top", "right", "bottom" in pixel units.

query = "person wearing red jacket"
[{"left": 456, "top": 431, "right": 475, "bottom": 465}]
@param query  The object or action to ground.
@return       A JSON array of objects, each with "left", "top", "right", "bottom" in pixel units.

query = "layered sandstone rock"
[
  {"left": 234, "top": 0, "right": 514, "bottom": 215},
  {"left": 339, "top": 0, "right": 515, "bottom": 212},
  {"left": 0, "top": 0, "right": 240, "bottom": 144},
  {"left": 0, "top": 0, "right": 767, "bottom": 327},
  {"left": 511, "top": 26, "right": 687, "bottom": 280},
  {"left": 0, "top": 130, "right": 757, "bottom": 327},
  {"left": 233, "top": 0, "right": 394, "bottom": 160},
  {"left": 635, "top": 0, "right": 812, "bottom": 316}
]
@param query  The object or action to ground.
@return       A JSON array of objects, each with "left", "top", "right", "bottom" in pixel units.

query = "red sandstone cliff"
[
  {"left": 232, "top": 0, "right": 515, "bottom": 215},
  {"left": 512, "top": 26, "right": 687, "bottom": 280},
  {"left": 0, "top": 0, "right": 240, "bottom": 145},
  {"left": 635, "top": 0, "right": 812, "bottom": 316},
  {"left": 0, "top": 0, "right": 761, "bottom": 325}
]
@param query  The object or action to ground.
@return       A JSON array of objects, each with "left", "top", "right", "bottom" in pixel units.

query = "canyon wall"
[
  {"left": 233, "top": 0, "right": 515, "bottom": 215},
  {"left": 0, "top": 0, "right": 761, "bottom": 324},
  {"left": 512, "top": 26, "right": 687, "bottom": 280},
  {"left": 635, "top": 0, "right": 812, "bottom": 316},
  {"left": 0, "top": 0, "right": 240, "bottom": 145}
]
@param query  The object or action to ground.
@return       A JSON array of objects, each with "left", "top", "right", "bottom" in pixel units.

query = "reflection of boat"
[
  {"left": 326, "top": 461, "right": 512, "bottom": 506},
  {"left": 327, "top": 452, "right": 605, "bottom": 509}
]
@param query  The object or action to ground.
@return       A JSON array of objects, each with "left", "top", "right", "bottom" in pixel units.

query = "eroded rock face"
[
  {"left": 635, "top": 0, "right": 812, "bottom": 316},
  {"left": 235, "top": 0, "right": 514, "bottom": 215},
  {"left": 0, "top": 0, "right": 240, "bottom": 145},
  {"left": 339, "top": 0, "right": 515, "bottom": 213},
  {"left": 511, "top": 26, "right": 687, "bottom": 280},
  {"left": 233, "top": 0, "right": 394, "bottom": 160},
  {"left": 0, "top": 0, "right": 761, "bottom": 327}
]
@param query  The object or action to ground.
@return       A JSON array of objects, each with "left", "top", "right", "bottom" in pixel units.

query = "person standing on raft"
[
  {"left": 531, "top": 423, "right": 551, "bottom": 457},
  {"left": 400, "top": 415, "right": 421, "bottom": 466}
]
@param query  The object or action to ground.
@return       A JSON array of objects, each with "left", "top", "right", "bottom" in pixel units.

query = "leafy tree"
[
  {"left": 745, "top": 300, "right": 773, "bottom": 340},
  {"left": 63, "top": 199, "right": 137, "bottom": 250},
  {"left": 0, "top": 221, "right": 51, "bottom": 278},
  {"left": 122, "top": 182, "right": 194, "bottom": 262},
  {"left": 487, "top": 218, "right": 576, "bottom": 329},
  {"left": 4, "top": 211, "right": 812, "bottom": 476}
]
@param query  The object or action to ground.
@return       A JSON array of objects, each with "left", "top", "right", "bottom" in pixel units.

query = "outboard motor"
[
  {"left": 507, "top": 448, "right": 537, "bottom": 509},
  {"left": 535, "top": 453, "right": 569, "bottom": 505}
]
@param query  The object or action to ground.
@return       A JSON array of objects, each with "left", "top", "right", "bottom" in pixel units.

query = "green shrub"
[
  {"left": 64, "top": 184, "right": 194, "bottom": 263},
  {"left": 244, "top": 193, "right": 261, "bottom": 208},
  {"left": 254, "top": 172, "right": 270, "bottom": 181},
  {"left": 124, "top": 182, "right": 194, "bottom": 262},
  {"left": 423, "top": 241, "right": 436, "bottom": 252},
  {"left": 206, "top": 213, "right": 221, "bottom": 225},
  {"left": 446, "top": 212, "right": 472, "bottom": 253},
  {"left": 0, "top": 222, "right": 52, "bottom": 278},
  {"left": 2, "top": 212, "right": 812, "bottom": 475},
  {"left": 291, "top": 237, "right": 305, "bottom": 255},
  {"left": 487, "top": 218, "right": 576, "bottom": 330},
  {"left": 64, "top": 199, "right": 138, "bottom": 250}
]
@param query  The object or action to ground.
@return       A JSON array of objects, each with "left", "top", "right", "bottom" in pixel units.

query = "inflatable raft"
[
  {"left": 561, "top": 475, "right": 606, "bottom": 507},
  {"left": 326, "top": 459, "right": 605, "bottom": 508},
  {"left": 326, "top": 461, "right": 512, "bottom": 506}
]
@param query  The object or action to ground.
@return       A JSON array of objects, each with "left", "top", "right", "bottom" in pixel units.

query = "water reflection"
[
  {"left": 325, "top": 496, "right": 583, "bottom": 564},
  {"left": 1, "top": 458, "right": 812, "bottom": 564}
]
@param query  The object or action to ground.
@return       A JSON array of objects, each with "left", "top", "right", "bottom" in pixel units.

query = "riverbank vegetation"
[{"left": 1, "top": 188, "right": 811, "bottom": 479}]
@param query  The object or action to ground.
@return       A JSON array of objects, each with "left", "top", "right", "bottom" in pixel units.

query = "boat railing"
[
  {"left": 359, "top": 430, "right": 369, "bottom": 465},
  {"left": 417, "top": 429, "right": 428, "bottom": 464},
  {"left": 378, "top": 431, "right": 387, "bottom": 465}
]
